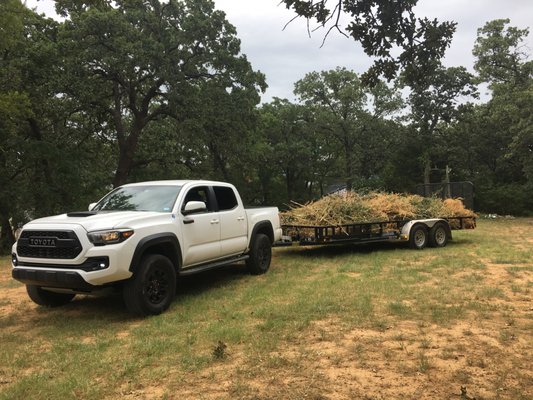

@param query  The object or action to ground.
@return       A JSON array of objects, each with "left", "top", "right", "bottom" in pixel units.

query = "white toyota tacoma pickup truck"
[{"left": 11, "top": 180, "right": 282, "bottom": 315}]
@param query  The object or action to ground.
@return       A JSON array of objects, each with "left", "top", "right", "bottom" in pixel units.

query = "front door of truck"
[{"left": 179, "top": 186, "right": 221, "bottom": 266}]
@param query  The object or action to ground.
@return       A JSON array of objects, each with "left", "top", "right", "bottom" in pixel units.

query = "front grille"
[
  {"left": 20, "top": 230, "right": 72, "bottom": 239},
  {"left": 17, "top": 230, "right": 83, "bottom": 259}
]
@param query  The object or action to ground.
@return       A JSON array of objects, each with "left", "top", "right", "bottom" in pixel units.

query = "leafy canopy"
[
  {"left": 282, "top": 0, "right": 456, "bottom": 86},
  {"left": 57, "top": 0, "right": 265, "bottom": 186}
]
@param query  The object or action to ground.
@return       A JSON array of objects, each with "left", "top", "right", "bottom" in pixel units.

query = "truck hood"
[{"left": 25, "top": 211, "right": 167, "bottom": 232}]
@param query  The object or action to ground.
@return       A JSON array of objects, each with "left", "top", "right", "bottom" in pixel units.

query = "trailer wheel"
[
  {"left": 429, "top": 222, "right": 448, "bottom": 248},
  {"left": 246, "top": 233, "right": 272, "bottom": 275},
  {"left": 26, "top": 285, "right": 76, "bottom": 307},
  {"left": 123, "top": 254, "right": 176, "bottom": 316},
  {"left": 409, "top": 224, "right": 428, "bottom": 250}
]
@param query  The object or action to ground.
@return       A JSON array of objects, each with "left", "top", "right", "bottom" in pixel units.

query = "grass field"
[{"left": 0, "top": 218, "right": 532, "bottom": 399}]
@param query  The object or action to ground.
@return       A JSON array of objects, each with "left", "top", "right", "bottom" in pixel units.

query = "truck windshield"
[{"left": 93, "top": 185, "right": 182, "bottom": 212}]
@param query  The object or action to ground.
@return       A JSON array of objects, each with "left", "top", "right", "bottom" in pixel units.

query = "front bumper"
[
  {"left": 12, "top": 268, "right": 97, "bottom": 292},
  {"left": 12, "top": 223, "right": 137, "bottom": 287}
]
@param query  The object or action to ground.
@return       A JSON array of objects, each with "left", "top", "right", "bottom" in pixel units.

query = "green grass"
[{"left": 1, "top": 218, "right": 532, "bottom": 399}]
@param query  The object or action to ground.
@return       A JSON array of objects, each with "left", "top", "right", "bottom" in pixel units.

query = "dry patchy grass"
[{"left": 0, "top": 218, "right": 532, "bottom": 400}]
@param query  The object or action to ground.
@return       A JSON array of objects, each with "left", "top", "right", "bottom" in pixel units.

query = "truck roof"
[{"left": 121, "top": 180, "right": 232, "bottom": 187}]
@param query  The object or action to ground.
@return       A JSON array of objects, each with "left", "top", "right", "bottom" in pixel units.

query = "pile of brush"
[{"left": 280, "top": 192, "right": 476, "bottom": 230}]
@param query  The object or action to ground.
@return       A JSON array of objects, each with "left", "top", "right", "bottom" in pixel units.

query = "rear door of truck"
[{"left": 214, "top": 185, "right": 248, "bottom": 257}]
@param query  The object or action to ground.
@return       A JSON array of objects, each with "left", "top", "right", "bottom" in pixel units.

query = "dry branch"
[{"left": 280, "top": 192, "right": 476, "bottom": 229}]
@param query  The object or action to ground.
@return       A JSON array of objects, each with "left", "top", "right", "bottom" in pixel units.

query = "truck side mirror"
[
  {"left": 183, "top": 201, "right": 207, "bottom": 215},
  {"left": 88, "top": 202, "right": 97, "bottom": 211}
]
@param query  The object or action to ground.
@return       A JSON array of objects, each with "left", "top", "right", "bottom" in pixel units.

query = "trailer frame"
[{"left": 279, "top": 216, "right": 475, "bottom": 248}]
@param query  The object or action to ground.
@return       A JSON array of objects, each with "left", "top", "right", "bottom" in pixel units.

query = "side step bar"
[{"left": 179, "top": 255, "right": 249, "bottom": 277}]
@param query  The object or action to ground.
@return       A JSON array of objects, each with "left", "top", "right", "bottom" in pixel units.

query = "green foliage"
[
  {"left": 406, "top": 65, "right": 478, "bottom": 184},
  {"left": 0, "top": 5, "right": 108, "bottom": 251},
  {"left": 476, "top": 184, "right": 533, "bottom": 216},
  {"left": 281, "top": 0, "right": 456, "bottom": 86},
  {"left": 0, "top": 0, "right": 25, "bottom": 54},
  {"left": 58, "top": 0, "right": 265, "bottom": 187},
  {"left": 466, "top": 19, "right": 533, "bottom": 213},
  {"left": 294, "top": 67, "right": 403, "bottom": 190},
  {"left": 255, "top": 98, "right": 322, "bottom": 204},
  {"left": 473, "top": 19, "right": 532, "bottom": 87}
]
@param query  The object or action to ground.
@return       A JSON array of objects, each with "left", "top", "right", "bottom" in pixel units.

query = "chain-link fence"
[{"left": 415, "top": 181, "right": 474, "bottom": 210}]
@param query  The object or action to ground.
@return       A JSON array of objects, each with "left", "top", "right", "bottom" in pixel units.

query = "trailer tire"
[
  {"left": 246, "top": 233, "right": 272, "bottom": 275},
  {"left": 123, "top": 254, "right": 176, "bottom": 316},
  {"left": 26, "top": 285, "right": 76, "bottom": 307},
  {"left": 409, "top": 224, "right": 428, "bottom": 250},
  {"left": 429, "top": 222, "right": 448, "bottom": 248}
]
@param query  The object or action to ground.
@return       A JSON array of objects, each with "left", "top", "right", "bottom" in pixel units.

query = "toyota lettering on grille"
[{"left": 28, "top": 237, "right": 57, "bottom": 247}]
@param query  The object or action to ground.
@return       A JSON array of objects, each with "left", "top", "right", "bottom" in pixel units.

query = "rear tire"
[
  {"left": 429, "top": 222, "right": 449, "bottom": 248},
  {"left": 409, "top": 224, "right": 428, "bottom": 250},
  {"left": 246, "top": 233, "right": 272, "bottom": 275},
  {"left": 123, "top": 254, "right": 176, "bottom": 316},
  {"left": 26, "top": 285, "right": 75, "bottom": 307}
]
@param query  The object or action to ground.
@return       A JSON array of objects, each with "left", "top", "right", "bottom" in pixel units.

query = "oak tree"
[{"left": 58, "top": 0, "right": 265, "bottom": 187}]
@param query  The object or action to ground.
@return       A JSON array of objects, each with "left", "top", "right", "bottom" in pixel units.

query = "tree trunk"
[
  {"left": 285, "top": 167, "right": 294, "bottom": 201},
  {"left": 209, "top": 142, "right": 231, "bottom": 182},
  {"left": 345, "top": 147, "right": 353, "bottom": 191},
  {"left": 113, "top": 147, "right": 134, "bottom": 188},
  {"left": 423, "top": 156, "right": 431, "bottom": 185},
  {"left": 0, "top": 213, "right": 15, "bottom": 253},
  {"left": 423, "top": 154, "right": 431, "bottom": 197},
  {"left": 113, "top": 124, "right": 143, "bottom": 188},
  {"left": 28, "top": 118, "right": 55, "bottom": 214}
]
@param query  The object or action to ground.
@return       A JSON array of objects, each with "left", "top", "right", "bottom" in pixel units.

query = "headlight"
[{"left": 87, "top": 229, "right": 134, "bottom": 245}]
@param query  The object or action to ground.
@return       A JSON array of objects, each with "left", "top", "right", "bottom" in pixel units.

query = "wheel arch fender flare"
[
  {"left": 401, "top": 220, "right": 419, "bottom": 239},
  {"left": 248, "top": 221, "right": 274, "bottom": 250},
  {"left": 129, "top": 233, "right": 182, "bottom": 274}
]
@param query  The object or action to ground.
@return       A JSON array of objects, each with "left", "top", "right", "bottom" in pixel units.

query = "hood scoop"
[{"left": 67, "top": 211, "right": 99, "bottom": 217}]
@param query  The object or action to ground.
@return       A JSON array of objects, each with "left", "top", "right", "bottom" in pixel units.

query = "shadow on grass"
[
  {"left": 176, "top": 263, "right": 248, "bottom": 296},
  {"left": 1, "top": 263, "right": 251, "bottom": 325},
  {"left": 28, "top": 292, "right": 131, "bottom": 323},
  {"left": 288, "top": 241, "right": 404, "bottom": 256},
  {"left": 278, "top": 234, "right": 475, "bottom": 258}
]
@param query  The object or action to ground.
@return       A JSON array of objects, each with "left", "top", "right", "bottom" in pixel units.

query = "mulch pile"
[{"left": 280, "top": 192, "right": 477, "bottom": 231}]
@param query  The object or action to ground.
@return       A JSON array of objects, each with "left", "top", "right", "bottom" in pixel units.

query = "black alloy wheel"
[{"left": 123, "top": 254, "right": 176, "bottom": 316}]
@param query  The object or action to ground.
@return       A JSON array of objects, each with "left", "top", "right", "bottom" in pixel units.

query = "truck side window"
[
  {"left": 214, "top": 186, "right": 238, "bottom": 211},
  {"left": 183, "top": 187, "right": 213, "bottom": 211}
]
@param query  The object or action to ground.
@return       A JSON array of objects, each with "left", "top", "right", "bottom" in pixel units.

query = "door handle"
[
  {"left": 183, "top": 218, "right": 194, "bottom": 224},
  {"left": 210, "top": 219, "right": 220, "bottom": 224},
  {"left": 237, "top": 216, "right": 245, "bottom": 221}
]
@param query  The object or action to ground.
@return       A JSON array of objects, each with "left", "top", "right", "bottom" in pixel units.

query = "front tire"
[
  {"left": 26, "top": 285, "right": 75, "bottom": 307},
  {"left": 123, "top": 254, "right": 176, "bottom": 316},
  {"left": 246, "top": 233, "right": 272, "bottom": 275}
]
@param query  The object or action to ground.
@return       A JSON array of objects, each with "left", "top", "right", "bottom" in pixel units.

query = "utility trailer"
[{"left": 278, "top": 217, "right": 476, "bottom": 249}]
